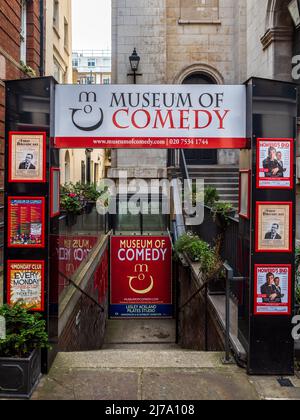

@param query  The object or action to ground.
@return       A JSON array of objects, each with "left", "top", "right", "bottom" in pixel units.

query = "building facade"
[
  {"left": 0, "top": 0, "right": 45, "bottom": 304},
  {"left": 45, "top": 0, "right": 72, "bottom": 84},
  {"left": 111, "top": 0, "right": 300, "bottom": 230},
  {"left": 72, "top": 50, "right": 111, "bottom": 85}
]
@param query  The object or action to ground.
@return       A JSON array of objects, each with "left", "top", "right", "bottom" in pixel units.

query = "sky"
[{"left": 72, "top": 0, "right": 112, "bottom": 51}]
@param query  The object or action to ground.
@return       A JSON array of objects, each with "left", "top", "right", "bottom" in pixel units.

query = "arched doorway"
[{"left": 183, "top": 72, "right": 218, "bottom": 165}]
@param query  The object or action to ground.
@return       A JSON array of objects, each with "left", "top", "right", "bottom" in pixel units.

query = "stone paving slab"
[
  {"left": 249, "top": 376, "right": 300, "bottom": 401},
  {"left": 32, "top": 369, "right": 140, "bottom": 401},
  {"left": 53, "top": 351, "right": 224, "bottom": 370},
  {"left": 142, "top": 369, "right": 259, "bottom": 401},
  {"left": 104, "top": 320, "right": 176, "bottom": 345},
  {"left": 31, "top": 351, "right": 300, "bottom": 401}
]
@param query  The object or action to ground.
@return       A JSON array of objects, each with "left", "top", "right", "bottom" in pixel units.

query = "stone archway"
[
  {"left": 174, "top": 63, "right": 224, "bottom": 85},
  {"left": 262, "top": 0, "right": 294, "bottom": 80}
]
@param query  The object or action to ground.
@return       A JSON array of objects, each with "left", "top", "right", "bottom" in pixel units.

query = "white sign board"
[{"left": 54, "top": 85, "right": 247, "bottom": 149}]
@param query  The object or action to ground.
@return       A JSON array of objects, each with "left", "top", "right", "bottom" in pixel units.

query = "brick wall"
[{"left": 0, "top": 0, "right": 43, "bottom": 304}]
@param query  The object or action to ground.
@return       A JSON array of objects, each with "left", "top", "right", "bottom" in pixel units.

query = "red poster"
[
  {"left": 254, "top": 265, "right": 292, "bottom": 316},
  {"left": 110, "top": 236, "right": 172, "bottom": 318},
  {"left": 8, "top": 197, "right": 45, "bottom": 248}
]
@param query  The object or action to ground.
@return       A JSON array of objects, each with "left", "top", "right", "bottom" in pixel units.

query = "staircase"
[{"left": 187, "top": 166, "right": 240, "bottom": 208}]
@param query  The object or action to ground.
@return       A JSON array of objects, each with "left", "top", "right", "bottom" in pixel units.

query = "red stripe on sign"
[{"left": 54, "top": 137, "right": 248, "bottom": 149}]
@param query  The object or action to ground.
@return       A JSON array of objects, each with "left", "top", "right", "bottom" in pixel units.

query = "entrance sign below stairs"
[
  {"left": 110, "top": 236, "right": 172, "bottom": 319},
  {"left": 54, "top": 85, "right": 246, "bottom": 149}
]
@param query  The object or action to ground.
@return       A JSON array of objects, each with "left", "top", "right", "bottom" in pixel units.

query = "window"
[
  {"left": 53, "top": 59, "right": 63, "bottom": 83},
  {"left": 88, "top": 58, "right": 96, "bottom": 68},
  {"left": 53, "top": 0, "right": 59, "bottom": 29},
  {"left": 72, "top": 58, "right": 79, "bottom": 68},
  {"left": 180, "top": 0, "right": 219, "bottom": 23},
  {"left": 64, "top": 18, "right": 69, "bottom": 50},
  {"left": 20, "top": 0, "right": 27, "bottom": 63},
  {"left": 87, "top": 75, "right": 95, "bottom": 85},
  {"left": 103, "top": 77, "right": 111, "bottom": 85}
]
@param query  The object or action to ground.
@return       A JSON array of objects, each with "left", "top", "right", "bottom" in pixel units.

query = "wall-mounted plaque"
[
  {"left": 7, "top": 261, "right": 45, "bottom": 312},
  {"left": 257, "top": 138, "right": 294, "bottom": 189},
  {"left": 254, "top": 265, "right": 292, "bottom": 316},
  {"left": 8, "top": 132, "right": 46, "bottom": 183},
  {"left": 8, "top": 197, "right": 45, "bottom": 248},
  {"left": 256, "top": 202, "right": 293, "bottom": 253}
]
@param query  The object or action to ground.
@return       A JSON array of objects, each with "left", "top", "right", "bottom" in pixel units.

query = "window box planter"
[{"left": 0, "top": 349, "right": 41, "bottom": 399}]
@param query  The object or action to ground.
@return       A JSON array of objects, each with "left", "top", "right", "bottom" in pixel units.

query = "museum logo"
[{"left": 70, "top": 91, "right": 104, "bottom": 131}]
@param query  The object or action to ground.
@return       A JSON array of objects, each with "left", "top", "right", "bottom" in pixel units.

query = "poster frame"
[
  {"left": 254, "top": 264, "right": 292, "bottom": 316},
  {"left": 256, "top": 138, "right": 294, "bottom": 190},
  {"left": 255, "top": 201, "right": 293, "bottom": 253},
  {"left": 7, "top": 196, "right": 46, "bottom": 249},
  {"left": 109, "top": 235, "right": 173, "bottom": 319},
  {"left": 8, "top": 131, "right": 47, "bottom": 184},
  {"left": 7, "top": 260, "right": 45, "bottom": 312}
]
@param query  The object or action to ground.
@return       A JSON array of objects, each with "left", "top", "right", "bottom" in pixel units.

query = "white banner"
[{"left": 54, "top": 85, "right": 247, "bottom": 149}]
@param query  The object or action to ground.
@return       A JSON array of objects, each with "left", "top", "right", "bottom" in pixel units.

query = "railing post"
[{"left": 223, "top": 263, "right": 234, "bottom": 364}]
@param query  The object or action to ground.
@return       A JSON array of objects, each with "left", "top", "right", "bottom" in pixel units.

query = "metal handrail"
[{"left": 58, "top": 271, "right": 105, "bottom": 313}]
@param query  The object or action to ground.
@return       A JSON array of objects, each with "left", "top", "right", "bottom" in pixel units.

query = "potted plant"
[
  {"left": 0, "top": 304, "right": 49, "bottom": 399},
  {"left": 204, "top": 186, "right": 220, "bottom": 208},
  {"left": 60, "top": 193, "right": 83, "bottom": 226},
  {"left": 212, "top": 202, "right": 236, "bottom": 229}
]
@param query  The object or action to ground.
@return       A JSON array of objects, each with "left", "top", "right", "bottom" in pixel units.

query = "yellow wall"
[
  {"left": 60, "top": 149, "right": 106, "bottom": 187},
  {"left": 45, "top": 0, "right": 72, "bottom": 83}
]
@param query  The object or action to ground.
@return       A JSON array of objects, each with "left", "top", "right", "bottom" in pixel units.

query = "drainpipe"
[{"left": 39, "top": 0, "right": 45, "bottom": 76}]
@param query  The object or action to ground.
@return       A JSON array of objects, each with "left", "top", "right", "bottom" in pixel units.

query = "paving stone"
[
  {"left": 32, "top": 369, "right": 140, "bottom": 401},
  {"left": 142, "top": 368, "right": 259, "bottom": 401}
]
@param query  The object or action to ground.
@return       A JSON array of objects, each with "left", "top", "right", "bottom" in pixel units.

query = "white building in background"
[
  {"left": 60, "top": 51, "right": 112, "bottom": 187},
  {"left": 72, "top": 50, "right": 111, "bottom": 85}
]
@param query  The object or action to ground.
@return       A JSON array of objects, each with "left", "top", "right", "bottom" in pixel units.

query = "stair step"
[{"left": 54, "top": 350, "right": 225, "bottom": 369}]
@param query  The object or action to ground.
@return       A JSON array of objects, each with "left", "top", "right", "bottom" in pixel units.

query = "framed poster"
[
  {"left": 8, "top": 132, "right": 46, "bottom": 183},
  {"left": 254, "top": 265, "right": 292, "bottom": 316},
  {"left": 256, "top": 138, "right": 294, "bottom": 189},
  {"left": 239, "top": 170, "right": 251, "bottom": 219},
  {"left": 7, "top": 261, "right": 45, "bottom": 312},
  {"left": 255, "top": 202, "right": 293, "bottom": 253},
  {"left": 50, "top": 168, "right": 60, "bottom": 218},
  {"left": 7, "top": 197, "right": 45, "bottom": 248},
  {"left": 110, "top": 236, "right": 173, "bottom": 318}
]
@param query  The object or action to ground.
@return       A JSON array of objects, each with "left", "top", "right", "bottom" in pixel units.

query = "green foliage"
[
  {"left": 211, "top": 201, "right": 235, "bottom": 227},
  {"left": 175, "top": 233, "right": 222, "bottom": 276},
  {"left": 60, "top": 193, "right": 83, "bottom": 215},
  {"left": 0, "top": 304, "right": 49, "bottom": 358},
  {"left": 204, "top": 187, "right": 220, "bottom": 208}
]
